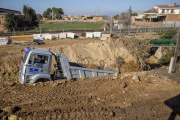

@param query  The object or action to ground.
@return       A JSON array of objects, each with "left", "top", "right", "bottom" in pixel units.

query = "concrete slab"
[{"left": 102, "top": 34, "right": 110, "bottom": 38}]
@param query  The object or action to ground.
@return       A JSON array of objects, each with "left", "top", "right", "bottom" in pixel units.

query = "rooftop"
[
  {"left": 155, "top": 4, "right": 180, "bottom": 8},
  {"left": 0, "top": 8, "right": 21, "bottom": 15}
]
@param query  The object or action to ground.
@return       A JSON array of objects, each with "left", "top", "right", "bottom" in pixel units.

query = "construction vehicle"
[{"left": 19, "top": 47, "right": 119, "bottom": 84}]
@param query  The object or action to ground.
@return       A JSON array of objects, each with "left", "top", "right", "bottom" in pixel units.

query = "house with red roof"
[{"left": 135, "top": 3, "right": 180, "bottom": 22}]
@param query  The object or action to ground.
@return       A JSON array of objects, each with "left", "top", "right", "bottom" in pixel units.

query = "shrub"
[
  {"left": 158, "top": 31, "right": 164, "bottom": 35},
  {"left": 159, "top": 50, "right": 174, "bottom": 64},
  {"left": 159, "top": 30, "right": 178, "bottom": 39}
]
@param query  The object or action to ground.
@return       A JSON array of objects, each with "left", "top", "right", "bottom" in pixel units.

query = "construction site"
[{"left": 0, "top": 21, "right": 180, "bottom": 120}]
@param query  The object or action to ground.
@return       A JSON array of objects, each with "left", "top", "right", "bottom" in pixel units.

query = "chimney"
[{"left": 173, "top": 3, "right": 176, "bottom": 6}]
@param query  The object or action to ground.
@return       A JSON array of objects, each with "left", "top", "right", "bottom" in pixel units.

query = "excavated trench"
[{"left": 0, "top": 34, "right": 155, "bottom": 81}]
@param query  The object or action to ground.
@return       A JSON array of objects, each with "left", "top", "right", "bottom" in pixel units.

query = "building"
[
  {"left": 84, "top": 15, "right": 104, "bottom": 20},
  {"left": 62, "top": 15, "right": 69, "bottom": 20},
  {"left": 76, "top": 15, "right": 85, "bottom": 20},
  {"left": 154, "top": 3, "right": 180, "bottom": 14},
  {"left": 69, "top": 15, "right": 75, "bottom": 20},
  {"left": 0, "top": 8, "right": 21, "bottom": 32},
  {"left": 135, "top": 3, "right": 180, "bottom": 22},
  {"left": 154, "top": 3, "right": 180, "bottom": 21}
]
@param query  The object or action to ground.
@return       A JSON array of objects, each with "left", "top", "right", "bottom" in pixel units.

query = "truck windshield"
[{"left": 22, "top": 52, "right": 28, "bottom": 63}]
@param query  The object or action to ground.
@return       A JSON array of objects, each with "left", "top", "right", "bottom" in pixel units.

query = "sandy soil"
[
  {"left": 0, "top": 73, "right": 180, "bottom": 120},
  {"left": 0, "top": 36, "right": 180, "bottom": 119}
]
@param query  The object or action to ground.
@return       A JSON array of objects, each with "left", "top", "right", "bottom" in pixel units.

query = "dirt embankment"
[{"left": 0, "top": 34, "right": 151, "bottom": 79}]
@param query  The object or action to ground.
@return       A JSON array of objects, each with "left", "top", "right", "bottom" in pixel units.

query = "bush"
[
  {"left": 159, "top": 30, "right": 178, "bottom": 39},
  {"left": 159, "top": 50, "right": 174, "bottom": 64},
  {"left": 158, "top": 31, "right": 164, "bottom": 35}
]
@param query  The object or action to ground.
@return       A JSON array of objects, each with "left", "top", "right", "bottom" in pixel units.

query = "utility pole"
[
  {"left": 169, "top": 29, "right": 180, "bottom": 73},
  {"left": 110, "top": 16, "right": 113, "bottom": 39},
  {"left": 52, "top": 8, "right": 53, "bottom": 20},
  {"left": 98, "top": 6, "right": 99, "bottom": 15}
]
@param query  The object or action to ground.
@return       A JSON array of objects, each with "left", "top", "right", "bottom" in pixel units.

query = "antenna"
[{"left": 98, "top": 6, "right": 99, "bottom": 15}]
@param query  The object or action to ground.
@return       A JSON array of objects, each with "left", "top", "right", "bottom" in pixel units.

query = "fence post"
[
  {"left": 145, "top": 26, "right": 146, "bottom": 33},
  {"left": 153, "top": 26, "right": 154, "bottom": 32},
  {"left": 120, "top": 27, "right": 121, "bottom": 34},
  {"left": 160, "top": 27, "right": 161, "bottom": 32},
  {"left": 13, "top": 28, "right": 15, "bottom": 36},
  {"left": 39, "top": 27, "right": 41, "bottom": 34},
  {"left": 63, "top": 25, "right": 64, "bottom": 32},
  {"left": 128, "top": 26, "right": 130, "bottom": 34},
  {"left": 85, "top": 24, "right": 86, "bottom": 33},
  {"left": 137, "top": 26, "right": 138, "bottom": 33}
]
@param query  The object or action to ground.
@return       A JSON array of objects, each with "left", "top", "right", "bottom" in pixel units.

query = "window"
[
  {"left": 22, "top": 52, "right": 28, "bottom": 63},
  {"left": 87, "top": 17, "right": 93, "bottom": 19},
  {"left": 162, "top": 9, "right": 165, "bottom": 13},
  {"left": 28, "top": 54, "right": 49, "bottom": 64},
  {"left": 171, "top": 9, "right": 174, "bottom": 13}
]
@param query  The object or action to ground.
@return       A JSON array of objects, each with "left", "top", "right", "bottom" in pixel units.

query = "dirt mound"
[
  {"left": 51, "top": 34, "right": 145, "bottom": 70},
  {"left": 86, "top": 64, "right": 99, "bottom": 69},
  {"left": 120, "top": 61, "right": 143, "bottom": 73}
]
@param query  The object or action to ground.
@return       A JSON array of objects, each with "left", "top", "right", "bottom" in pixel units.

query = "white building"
[
  {"left": 154, "top": 3, "right": 180, "bottom": 14},
  {"left": 135, "top": 3, "right": 180, "bottom": 22}
]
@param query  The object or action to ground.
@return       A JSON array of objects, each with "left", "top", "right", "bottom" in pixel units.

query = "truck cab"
[{"left": 19, "top": 47, "right": 52, "bottom": 84}]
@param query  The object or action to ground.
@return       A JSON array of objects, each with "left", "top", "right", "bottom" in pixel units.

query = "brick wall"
[{"left": 166, "top": 14, "right": 180, "bottom": 21}]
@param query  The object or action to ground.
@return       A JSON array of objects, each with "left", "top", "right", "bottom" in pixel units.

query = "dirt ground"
[{"left": 0, "top": 36, "right": 180, "bottom": 119}]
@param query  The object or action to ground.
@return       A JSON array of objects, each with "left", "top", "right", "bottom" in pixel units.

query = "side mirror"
[{"left": 32, "top": 56, "right": 35, "bottom": 65}]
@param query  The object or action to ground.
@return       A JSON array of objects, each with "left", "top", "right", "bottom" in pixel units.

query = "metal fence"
[
  {"left": 106, "top": 25, "right": 180, "bottom": 34},
  {"left": 1, "top": 24, "right": 87, "bottom": 36},
  {"left": 9, "top": 27, "right": 42, "bottom": 36}
]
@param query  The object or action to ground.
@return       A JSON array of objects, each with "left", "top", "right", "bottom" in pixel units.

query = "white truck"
[{"left": 19, "top": 47, "right": 119, "bottom": 84}]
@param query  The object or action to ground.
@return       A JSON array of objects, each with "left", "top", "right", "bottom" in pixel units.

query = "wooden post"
[{"left": 169, "top": 29, "right": 180, "bottom": 73}]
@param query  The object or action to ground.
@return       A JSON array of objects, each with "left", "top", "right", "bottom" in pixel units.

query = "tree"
[
  {"left": 119, "top": 10, "right": 131, "bottom": 26},
  {"left": 37, "top": 14, "right": 43, "bottom": 20},
  {"left": 23, "top": 5, "right": 38, "bottom": 27},
  {"left": 132, "top": 12, "right": 138, "bottom": 16},
  {"left": 52, "top": 7, "right": 64, "bottom": 19},
  {"left": 114, "top": 14, "right": 119, "bottom": 20},
  {"left": 43, "top": 7, "right": 64, "bottom": 20},
  {"left": 3, "top": 12, "right": 17, "bottom": 31},
  {"left": 43, "top": 8, "right": 52, "bottom": 19},
  {"left": 129, "top": 6, "right": 132, "bottom": 16},
  {"left": 102, "top": 15, "right": 111, "bottom": 20}
]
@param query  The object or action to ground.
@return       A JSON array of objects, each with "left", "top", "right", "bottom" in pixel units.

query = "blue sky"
[{"left": 0, "top": 0, "right": 179, "bottom": 16}]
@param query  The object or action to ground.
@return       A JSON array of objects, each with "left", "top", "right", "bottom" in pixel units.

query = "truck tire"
[{"left": 36, "top": 78, "right": 50, "bottom": 83}]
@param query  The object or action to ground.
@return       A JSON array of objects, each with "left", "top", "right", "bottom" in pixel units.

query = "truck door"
[{"left": 26, "top": 53, "right": 50, "bottom": 75}]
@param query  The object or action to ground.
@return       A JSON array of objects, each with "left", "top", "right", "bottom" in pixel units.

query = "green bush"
[
  {"left": 159, "top": 50, "right": 174, "bottom": 64},
  {"left": 158, "top": 31, "right": 164, "bottom": 35},
  {"left": 159, "top": 30, "right": 178, "bottom": 39}
]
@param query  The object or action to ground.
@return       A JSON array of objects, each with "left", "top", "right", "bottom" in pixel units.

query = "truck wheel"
[{"left": 36, "top": 78, "right": 50, "bottom": 83}]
